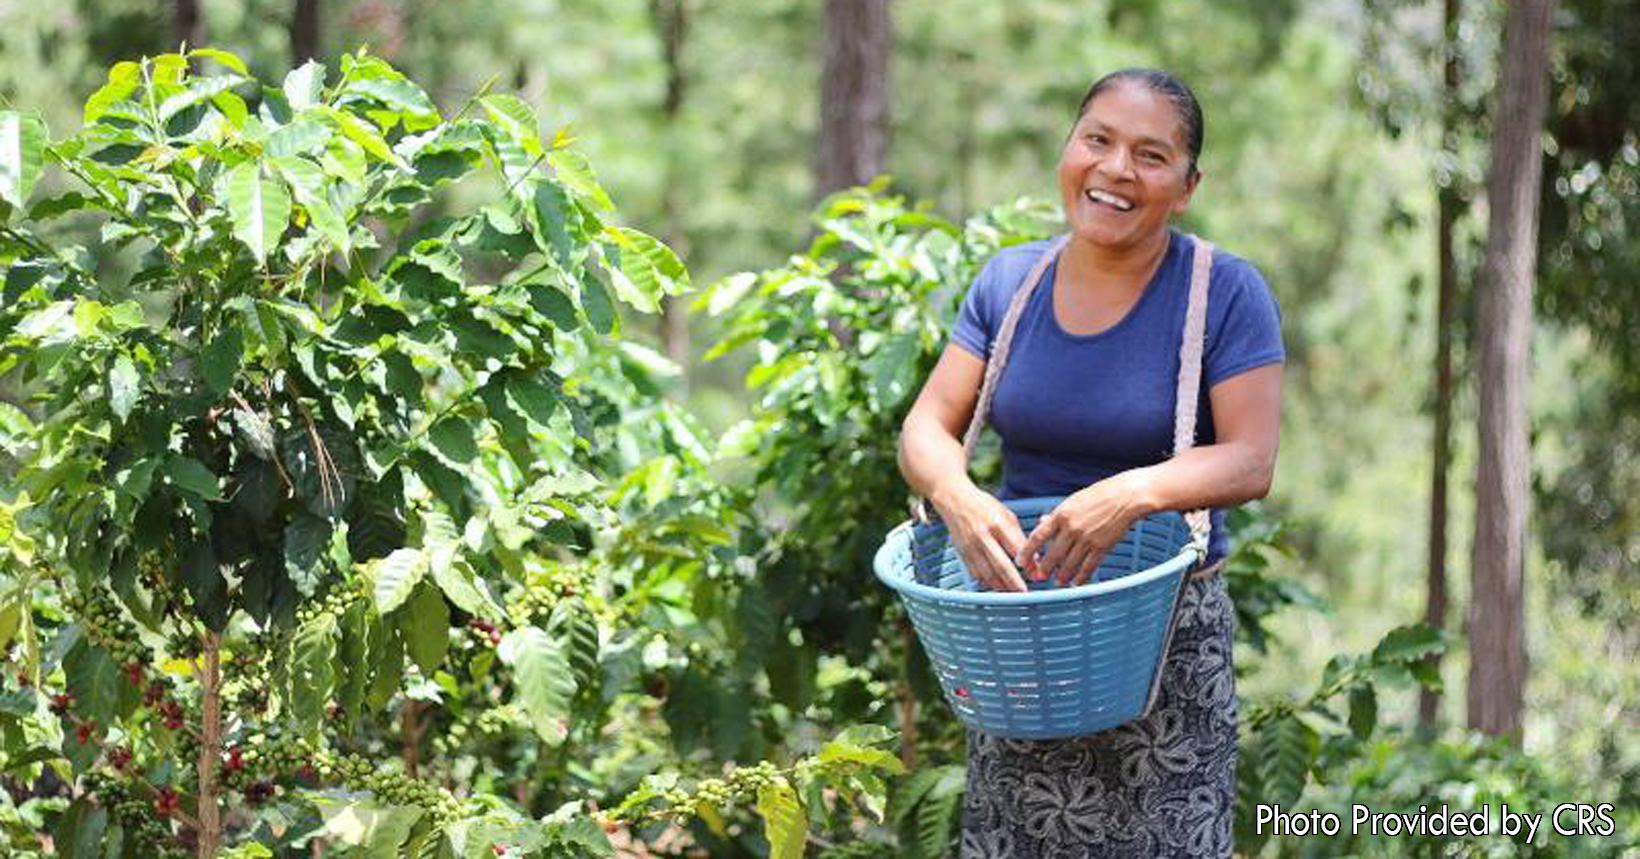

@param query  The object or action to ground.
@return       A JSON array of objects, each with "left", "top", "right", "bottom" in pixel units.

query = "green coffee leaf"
[
  {"left": 265, "top": 120, "right": 334, "bottom": 158},
  {"left": 402, "top": 584, "right": 449, "bottom": 673},
  {"left": 1370, "top": 624, "right": 1443, "bottom": 665},
  {"left": 201, "top": 325, "right": 244, "bottom": 396},
  {"left": 0, "top": 111, "right": 48, "bottom": 209},
  {"left": 756, "top": 778, "right": 808, "bottom": 859},
  {"left": 371, "top": 547, "right": 427, "bottom": 615},
  {"left": 527, "top": 282, "right": 579, "bottom": 331},
  {"left": 315, "top": 797, "right": 423, "bottom": 853},
  {"left": 165, "top": 455, "right": 222, "bottom": 500},
  {"left": 505, "top": 376, "right": 559, "bottom": 429},
  {"left": 428, "top": 417, "right": 479, "bottom": 463},
  {"left": 108, "top": 354, "right": 139, "bottom": 422},
  {"left": 546, "top": 150, "right": 613, "bottom": 211},
  {"left": 288, "top": 611, "right": 339, "bottom": 734},
  {"left": 158, "top": 75, "right": 245, "bottom": 124},
  {"left": 480, "top": 94, "right": 542, "bottom": 154},
  {"left": 226, "top": 161, "right": 292, "bottom": 266},
  {"left": 497, "top": 627, "right": 576, "bottom": 746},
  {"left": 866, "top": 330, "right": 919, "bottom": 407},
  {"left": 284, "top": 60, "right": 326, "bottom": 110},
  {"left": 348, "top": 78, "right": 439, "bottom": 124},
  {"left": 188, "top": 47, "right": 249, "bottom": 76},
  {"left": 274, "top": 155, "right": 350, "bottom": 251},
  {"left": 580, "top": 270, "right": 616, "bottom": 335},
  {"left": 83, "top": 62, "right": 140, "bottom": 124},
  {"left": 1347, "top": 684, "right": 1377, "bottom": 740},
  {"left": 284, "top": 515, "right": 333, "bottom": 597},
  {"left": 64, "top": 639, "right": 121, "bottom": 726},
  {"left": 182, "top": 538, "right": 230, "bottom": 631}
]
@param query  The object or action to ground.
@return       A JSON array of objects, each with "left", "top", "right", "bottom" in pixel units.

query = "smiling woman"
[{"left": 896, "top": 68, "right": 1285, "bottom": 858}]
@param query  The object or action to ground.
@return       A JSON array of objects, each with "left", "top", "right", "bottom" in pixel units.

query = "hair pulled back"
[{"left": 1076, "top": 68, "right": 1204, "bottom": 177}]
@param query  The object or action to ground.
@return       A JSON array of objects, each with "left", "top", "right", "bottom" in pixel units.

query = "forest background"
[{"left": 0, "top": 0, "right": 1637, "bottom": 856}]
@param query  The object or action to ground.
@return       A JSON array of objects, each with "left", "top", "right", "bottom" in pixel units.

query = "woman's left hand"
[{"left": 1017, "top": 470, "right": 1152, "bottom": 586}]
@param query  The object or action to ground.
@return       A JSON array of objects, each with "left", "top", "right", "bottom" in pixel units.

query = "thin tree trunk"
[
  {"left": 1467, "top": 0, "right": 1556, "bottom": 741},
  {"left": 291, "top": 0, "right": 322, "bottom": 64},
  {"left": 1419, "top": 0, "right": 1462, "bottom": 732},
  {"left": 650, "top": 0, "right": 691, "bottom": 369},
  {"left": 173, "top": 0, "right": 205, "bottom": 49},
  {"left": 195, "top": 632, "right": 223, "bottom": 858},
  {"left": 401, "top": 700, "right": 423, "bottom": 779},
  {"left": 898, "top": 620, "right": 918, "bottom": 769},
  {"left": 815, "top": 0, "right": 890, "bottom": 198}
]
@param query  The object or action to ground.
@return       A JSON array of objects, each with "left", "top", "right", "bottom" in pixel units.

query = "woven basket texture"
[{"left": 874, "top": 498, "right": 1196, "bottom": 739}]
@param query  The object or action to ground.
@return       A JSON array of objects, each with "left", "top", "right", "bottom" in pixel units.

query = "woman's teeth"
[{"left": 1086, "top": 189, "right": 1134, "bottom": 211}]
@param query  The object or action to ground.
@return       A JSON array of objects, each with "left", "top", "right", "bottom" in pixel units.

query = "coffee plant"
[{"left": 0, "top": 49, "right": 900, "bottom": 857}]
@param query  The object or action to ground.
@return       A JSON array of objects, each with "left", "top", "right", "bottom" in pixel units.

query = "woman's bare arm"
[{"left": 898, "top": 345, "right": 1030, "bottom": 591}]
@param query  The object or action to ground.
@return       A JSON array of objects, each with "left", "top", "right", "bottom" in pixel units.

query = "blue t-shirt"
[{"left": 950, "top": 231, "right": 1284, "bottom": 562}]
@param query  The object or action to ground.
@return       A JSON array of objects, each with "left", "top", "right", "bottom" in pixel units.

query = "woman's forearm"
[
  {"left": 897, "top": 411, "right": 979, "bottom": 511},
  {"left": 1121, "top": 440, "right": 1276, "bottom": 516}
]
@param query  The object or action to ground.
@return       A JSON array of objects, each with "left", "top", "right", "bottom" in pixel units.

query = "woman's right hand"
[{"left": 931, "top": 480, "right": 1031, "bottom": 593}]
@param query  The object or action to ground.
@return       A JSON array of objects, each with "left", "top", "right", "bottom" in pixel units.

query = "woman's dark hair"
[{"left": 1075, "top": 68, "right": 1204, "bottom": 177}]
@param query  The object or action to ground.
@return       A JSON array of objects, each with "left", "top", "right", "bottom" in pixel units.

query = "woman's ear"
[{"left": 1173, "top": 169, "right": 1203, "bottom": 214}]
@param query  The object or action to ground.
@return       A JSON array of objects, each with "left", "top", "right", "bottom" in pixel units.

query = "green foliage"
[
  {"left": 1233, "top": 620, "right": 1446, "bottom": 853},
  {"left": 0, "top": 46, "right": 746, "bottom": 857},
  {"left": 699, "top": 185, "right": 1056, "bottom": 706}
]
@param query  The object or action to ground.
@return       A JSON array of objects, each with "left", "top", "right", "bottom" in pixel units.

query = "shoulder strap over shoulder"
[
  {"left": 958, "top": 235, "right": 1069, "bottom": 457},
  {"left": 1174, "top": 234, "right": 1214, "bottom": 549}
]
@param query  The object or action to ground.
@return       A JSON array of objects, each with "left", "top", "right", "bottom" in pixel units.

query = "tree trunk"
[
  {"left": 1419, "top": 0, "right": 1462, "bottom": 732},
  {"left": 291, "top": 0, "right": 322, "bottom": 64},
  {"left": 173, "top": 0, "right": 205, "bottom": 49},
  {"left": 195, "top": 633, "right": 223, "bottom": 858},
  {"left": 1467, "top": 0, "right": 1556, "bottom": 741},
  {"left": 650, "top": 0, "right": 692, "bottom": 369},
  {"left": 815, "top": 0, "right": 891, "bottom": 198}
]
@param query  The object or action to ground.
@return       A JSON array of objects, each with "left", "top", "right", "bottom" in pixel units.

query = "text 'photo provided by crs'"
[{"left": 1256, "top": 802, "right": 1619, "bottom": 846}]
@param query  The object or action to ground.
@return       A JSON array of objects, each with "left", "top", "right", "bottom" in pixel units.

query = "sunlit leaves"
[
  {"left": 188, "top": 47, "right": 249, "bottom": 76},
  {"left": 0, "top": 111, "right": 47, "bottom": 209},
  {"left": 756, "top": 779, "right": 807, "bottom": 859},
  {"left": 107, "top": 355, "right": 139, "bottom": 422},
  {"left": 284, "top": 60, "right": 326, "bottom": 111},
  {"left": 82, "top": 61, "right": 141, "bottom": 125},
  {"left": 226, "top": 161, "right": 292, "bottom": 266},
  {"left": 370, "top": 548, "right": 427, "bottom": 615},
  {"left": 603, "top": 227, "right": 688, "bottom": 312},
  {"left": 546, "top": 150, "right": 613, "bottom": 212},
  {"left": 288, "top": 611, "right": 339, "bottom": 735},
  {"left": 480, "top": 94, "right": 542, "bottom": 155},
  {"left": 274, "top": 156, "right": 350, "bottom": 252},
  {"left": 497, "top": 627, "right": 576, "bottom": 747}
]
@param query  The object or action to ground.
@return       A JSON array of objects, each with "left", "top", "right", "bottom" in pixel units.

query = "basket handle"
[{"left": 913, "top": 233, "right": 1215, "bottom": 554}]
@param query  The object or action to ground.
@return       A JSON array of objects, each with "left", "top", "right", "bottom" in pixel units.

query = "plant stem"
[
  {"left": 898, "top": 619, "right": 919, "bottom": 770},
  {"left": 401, "top": 700, "right": 423, "bottom": 779},
  {"left": 196, "top": 631, "right": 223, "bottom": 858}
]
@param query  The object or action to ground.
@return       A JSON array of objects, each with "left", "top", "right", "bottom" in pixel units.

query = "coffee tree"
[{"left": 0, "top": 49, "right": 900, "bottom": 857}]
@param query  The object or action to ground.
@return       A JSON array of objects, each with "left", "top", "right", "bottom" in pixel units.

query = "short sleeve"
[
  {"left": 1203, "top": 255, "right": 1284, "bottom": 388},
  {"left": 951, "top": 260, "right": 1002, "bottom": 360},
  {"left": 950, "top": 243, "right": 1044, "bottom": 361}
]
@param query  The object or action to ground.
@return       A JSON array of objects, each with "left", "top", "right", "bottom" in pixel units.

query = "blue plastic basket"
[{"left": 874, "top": 497, "right": 1204, "bottom": 739}]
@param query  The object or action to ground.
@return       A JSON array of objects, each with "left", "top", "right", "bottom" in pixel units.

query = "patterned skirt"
[{"left": 960, "top": 574, "right": 1239, "bottom": 859}]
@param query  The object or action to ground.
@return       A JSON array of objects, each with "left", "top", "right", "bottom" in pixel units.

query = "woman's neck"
[{"left": 1059, "top": 228, "right": 1173, "bottom": 290}]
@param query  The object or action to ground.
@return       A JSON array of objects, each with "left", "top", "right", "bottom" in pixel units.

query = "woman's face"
[{"left": 1057, "top": 82, "right": 1199, "bottom": 252}]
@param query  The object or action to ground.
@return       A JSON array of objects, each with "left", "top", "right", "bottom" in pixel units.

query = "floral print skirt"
[{"left": 960, "top": 574, "right": 1239, "bottom": 859}]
